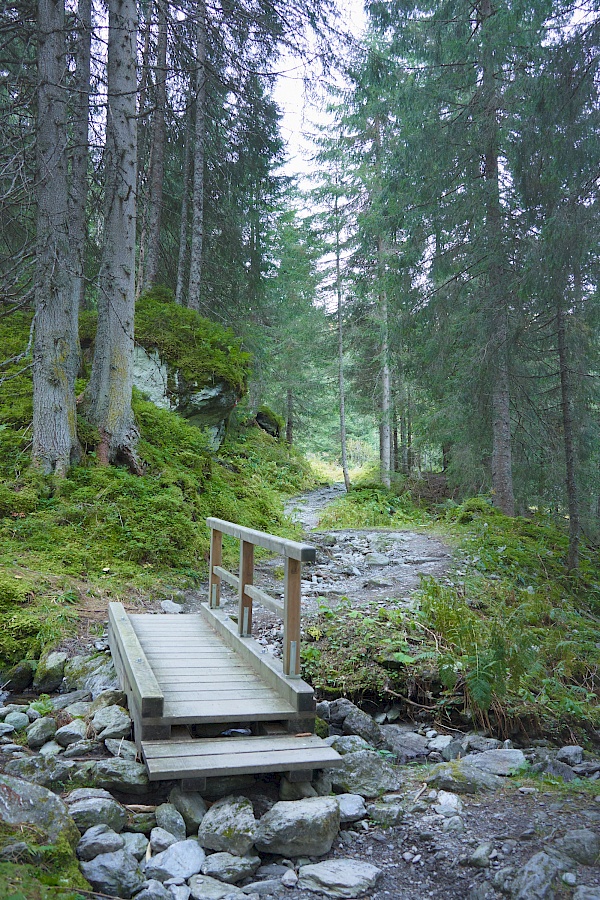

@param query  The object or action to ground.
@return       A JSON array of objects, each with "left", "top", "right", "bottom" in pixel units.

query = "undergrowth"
[{"left": 304, "top": 492, "right": 600, "bottom": 742}]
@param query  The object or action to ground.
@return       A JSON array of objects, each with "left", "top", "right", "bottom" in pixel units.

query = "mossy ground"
[{"left": 0, "top": 824, "right": 89, "bottom": 899}]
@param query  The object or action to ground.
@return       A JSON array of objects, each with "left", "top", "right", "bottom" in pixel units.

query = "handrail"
[{"left": 207, "top": 517, "right": 316, "bottom": 678}]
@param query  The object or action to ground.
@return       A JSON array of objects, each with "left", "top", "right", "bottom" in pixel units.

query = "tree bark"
[
  {"left": 32, "top": 0, "right": 81, "bottom": 475},
  {"left": 142, "top": 0, "right": 168, "bottom": 290},
  {"left": 84, "top": 0, "right": 140, "bottom": 470},
  {"left": 286, "top": 387, "right": 293, "bottom": 445},
  {"left": 187, "top": 0, "right": 206, "bottom": 311},
  {"left": 69, "top": 0, "right": 91, "bottom": 310},
  {"left": 335, "top": 192, "right": 351, "bottom": 492},
  {"left": 175, "top": 99, "right": 192, "bottom": 306},
  {"left": 378, "top": 234, "right": 392, "bottom": 489},
  {"left": 556, "top": 303, "right": 580, "bottom": 569}
]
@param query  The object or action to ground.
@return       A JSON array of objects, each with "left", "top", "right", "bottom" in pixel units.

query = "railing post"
[
  {"left": 208, "top": 527, "right": 222, "bottom": 608},
  {"left": 238, "top": 540, "right": 254, "bottom": 637},
  {"left": 283, "top": 556, "right": 301, "bottom": 678}
]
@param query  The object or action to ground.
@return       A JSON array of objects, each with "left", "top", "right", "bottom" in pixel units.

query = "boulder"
[
  {"left": 89, "top": 689, "right": 128, "bottom": 713},
  {"left": 198, "top": 795, "right": 256, "bottom": 856},
  {"left": 254, "top": 797, "right": 340, "bottom": 857},
  {"left": 77, "top": 824, "right": 126, "bottom": 861},
  {"left": 298, "top": 859, "right": 382, "bottom": 898},
  {"left": 556, "top": 745, "right": 584, "bottom": 766},
  {"left": 200, "top": 851, "right": 261, "bottom": 883},
  {"left": 155, "top": 802, "right": 187, "bottom": 841},
  {"left": 510, "top": 851, "right": 566, "bottom": 900},
  {"left": 425, "top": 761, "right": 503, "bottom": 794},
  {"left": 105, "top": 737, "right": 138, "bottom": 760},
  {"left": 144, "top": 839, "right": 206, "bottom": 882},
  {"left": 87, "top": 757, "right": 150, "bottom": 794},
  {"left": 68, "top": 796, "right": 127, "bottom": 833},
  {"left": 367, "top": 800, "right": 405, "bottom": 827},
  {"left": 461, "top": 749, "right": 527, "bottom": 776},
  {"left": 4, "top": 710, "right": 29, "bottom": 731},
  {"left": 342, "top": 707, "right": 382, "bottom": 746},
  {"left": 63, "top": 654, "right": 120, "bottom": 697},
  {"left": 553, "top": 828, "right": 600, "bottom": 866},
  {"left": 51, "top": 690, "right": 92, "bottom": 710},
  {"left": 330, "top": 749, "right": 403, "bottom": 798},
  {"left": 169, "top": 785, "right": 207, "bottom": 833},
  {"left": 0, "top": 773, "right": 79, "bottom": 845},
  {"left": 121, "top": 831, "right": 149, "bottom": 861},
  {"left": 327, "top": 735, "right": 374, "bottom": 755},
  {"left": 91, "top": 704, "right": 132, "bottom": 740},
  {"left": 380, "top": 726, "right": 429, "bottom": 763},
  {"left": 188, "top": 874, "right": 246, "bottom": 899},
  {"left": 133, "top": 880, "right": 171, "bottom": 900},
  {"left": 33, "top": 650, "right": 68, "bottom": 692},
  {"left": 26, "top": 716, "right": 57, "bottom": 749},
  {"left": 2, "top": 659, "right": 35, "bottom": 692},
  {"left": 279, "top": 777, "right": 317, "bottom": 801},
  {"left": 55, "top": 718, "right": 88, "bottom": 746},
  {"left": 80, "top": 849, "right": 145, "bottom": 898},
  {"left": 5, "top": 754, "right": 81, "bottom": 789},
  {"left": 336, "top": 794, "right": 367, "bottom": 824},
  {"left": 150, "top": 827, "right": 178, "bottom": 853}
]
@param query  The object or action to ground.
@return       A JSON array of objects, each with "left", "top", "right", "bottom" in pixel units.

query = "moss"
[
  {"left": 0, "top": 824, "right": 89, "bottom": 898},
  {"left": 314, "top": 716, "right": 329, "bottom": 739}
]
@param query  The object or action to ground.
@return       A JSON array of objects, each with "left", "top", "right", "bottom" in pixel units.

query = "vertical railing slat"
[
  {"left": 208, "top": 526, "right": 223, "bottom": 608},
  {"left": 283, "top": 557, "right": 301, "bottom": 678},
  {"left": 238, "top": 539, "right": 254, "bottom": 637}
]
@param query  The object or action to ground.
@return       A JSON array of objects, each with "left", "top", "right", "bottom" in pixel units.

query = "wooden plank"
[
  {"left": 283, "top": 557, "right": 301, "bottom": 678},
  {"left": 144, "top": 747, "right": 342, "bottom": 779},
  {"left": 108, "top": 603, "right": 164, "bottom": 718},
  {"left": 206, "top": 517, "right": 316, "bottom": 562},
  {"left": 238, "top": 540, "right": 254, "bottom": 637},
  {"left": 143, "top": 734, "right": 334, "bottom": 757},
  {"left": 245, "top": 584, "right": 284, "bottom": 616},
  {"left": 200, "top": 604, "right": 315, "bottom": 714},
  {"left": 161, "top": 698, "right": 298, "bottom": 723},
  {"left": 213, "top": 566, "right": 239, "bottom": 590},
  {"left": 162, "top": 688, "right": 279, "bottom": 702},
  {"left": 209, "top": 527, "right": 223, "bottom": 607}
]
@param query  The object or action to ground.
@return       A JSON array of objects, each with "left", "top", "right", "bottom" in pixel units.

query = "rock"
[
  {"left": 51, "top": 690, "right": 93, "bottom": 710},
  {"left": 328, "top": 698, "right": 360, "bottom": 726},
  {"left": 281, "top": 868, "right": 298, "bottom": 887},
  {"left": 198, "top": 795, "right": 256, "bottom": 856},
  {"left": 88, "top": 757, "right": 150, "bottom": 794},
  {"left": 342, "top": 708, "right": 382, "bottom": 746},
  {"left": 0, "top": 773, "right": 79, "bottom": 845},
  {"left": 556, "top": 745, "right": 584, "bottom": 766},
  {"left": 279, "top": 777, "right": 317, "bottom": 801},
  {"left": 155, "top": 803, "right": 187, "bottom": 841},
  {"left": 3, "top": 660, "right": 35, "bottom": 692},
  {"left": 169, "top": 886, "right": 192, "bottom": 900},
  {"left": 510, "top": 850, "right": 566, "bottom": 900},
  {"left": 336, "top": 794, "right": 367, "bottom": 824},
  {"left": 254, "top": 797, "right": 340, "bottom": 857},
  {"left": 327, "top": 735, "right": 374, "bottom": 755},
  {"left": 380, "top": 726, "right": 429, "bottom": 763},
  {"left": 4, "top": 710, "right": 30, "bottom": 731},
  {"left": 122, "top": 831, "right": 149, "bottom": 860},
  {"left": 33, "top": 650, "right": 68, "bottom": 692},
  {"left": 63, "top": 654, "right": 120, "bottom": 697},
  {"left": 442, "top": 739, "right": 465, "bottom": 761},
  {"left": 89, "top": 689, "right": 128, "bottom": 713},
  {"left": 573, "top": 889, "right": 600, "bottom": 900},
  {"left": 39, "top": 740, "right": 63, "bottom": 758},
  {"left": 468, "top": 842, "right": 492, "bottom": 868},
  {"left": 365, "top": 552, "right": 389, "bottom": 566},
  {"left": 105, "top": 737, "right": 138, "bottom": 760},
  {"left": 77, "top": 824, "right": 125, "bottom": 860},
  {"left": 298, "top": 858, "right": 382, "bottom": 898},
  {"left": 65, "top": 787, "right": 115, "bottom": 803},
  {"left": 5, "top": 754, "right": 85, "bottom": 789},
  {"left": 151, "top": 827, "right": 178, "bottom": 853},
  {"left": 25, "top": 716, "right": 57, "bottom": 749},
  {"left": 543, "top": 758, "right": 577, "bottom": 782},
  {"left": 130, "top": 811, "right": 157, "bottom": 834},
  {"left": 134, "top": 879, "right": 172, "bottom": 900},
  {"left": 443, "top": 815, "right": 465, "bottom": 833},
  {"left": 367, "top": 801, "right": 404, "bottom": 827},
  {"left": 161, "top": 600, "right": 182, "bottom": 614},
  {"left": 433, "top": 790, "right": 464, "bottom": 817},
  {"left": 169, "top": 785, "right": 207, "bottom": 834},
  {"left": 463, "top": 734, "right": 502, "bottom": 752},
  {"left": 69, "top": 795, "right": 127, "bottom": 833},
  {"left": 55, "top": 718, "right": 88, "bottom": 746},
  {"left": 462, "top": 749, "right": 527, "bottom": 776},
  {"left": 63, "top": 739, "right": 103, "bottom": 758},
  {"left": 0, "top": 722, "right": 15, "bottom": 737},
  {"left": 426, "top": 761, "right": 504, "bottom": 794},
  {"left": 201, "top": 851, "right": 261, "bottom": 883},
  {"left": 80, "top": 849, "right": 145, "bottom": 898},
  {"left": 64, "top": 701, "right": 93, "bottom": 717},
  {"left": 92, "top": 704, "right": 132, "bottom": 740},
  {"left": 553, "top": 828, "right": 600, "bottom": 866},
  {"left": 144, "top": 839, "right": 206, "bottom": 882},
  {"left": 330, "top": 750, "right": 403, "bottom": 798},
  {"left": 188, "top": 874, "right": 245, "bottom": 899}
]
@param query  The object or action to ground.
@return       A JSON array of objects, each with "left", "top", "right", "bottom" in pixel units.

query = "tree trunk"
[
  {"left": 556, "top": 303, "right": 580, "bottom": 569},
  {"left": 84, "top": 0, "right": 140, "bottom": 470},
  {"left": 187, "top": 0, "right": 206, "bottom": 311},
  {"left": 378, "top": 235, "right": 392, "bottom": 489},
  {"left": 335, "top": 193, "right": 351, "bottom": 492},
  {"left": 143, "top": 0, "right": 168, "bottom": 290},
  {"left": 32, "top": 0, "right": 81, "bottom": 475},
  {"left": 135, "top": 4, "right": 153, "bottom": 296},
  {"left": 69, "top": 0, "right": 91, "bottom": 310},
  {"left": 286, "top": 387, "right": 293, "bottom": 445},
  {"left": 175, "top": 99, "right": 192, "bottom": 306}
]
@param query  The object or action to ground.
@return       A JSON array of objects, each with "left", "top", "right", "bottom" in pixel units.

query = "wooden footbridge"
[{"left": 108, "top": 518, "right": 341, "bottom": 788}]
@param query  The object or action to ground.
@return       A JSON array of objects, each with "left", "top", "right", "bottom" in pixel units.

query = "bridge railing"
[{"left": 206, "top": 517, "right": 316, "bottom": 678}]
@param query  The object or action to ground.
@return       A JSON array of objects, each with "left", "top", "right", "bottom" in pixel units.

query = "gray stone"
[
  {"left": 88, "top": 757, "right": 150, "bottom": 794},
  {"left": 144, "top": 839, "right": 206, "bottom": 882},
  {"left": 201, "top": 851, "right": 261, "bottom": 883},
  {"left": 240, "top": 879, "right": 279, "bottom": 895},
  {"left": 0, "top": 773, "right": 79, "bottom": 845},
  {"left": 55, "top": 718, "right": 88, "bottom": 746},
  {"left": 92, "top": 704, "right": 132, "bottom": 740},
  {"left": 69, "top": 795, "right": 127, "bottom": 833},
  {"left": 39, "top": 740, "right": 63, "bottom": 758},
  {"left": 462, "top": 749, "right": 527, "bottom": 776},
  {"left": 328, "top": 698, "right": 360, "bottom": 726},
  {"left": 4, "top": 711, "right": 30, "bottom": 731},
  {"left": 65, "top": 787, "right": 114, "bottom": 803},
  {"left": 433, "top": 790, "right": 464, "bottom": 817},
  {"left": 77, "top": 824, "right": 125, "bottom": 860},
  {"left": 327, "top": 735, "right": 373, "bottom": 754},
  {"left": 64, "top": 701, "right": 92, "bottom": 718},
  {"left": 198, "top": 795, "right": 256, "bottom": 856},
  {"left": 0, "top": 722, "right": 15, "bottom": 737},
  {"left": 298, "top": 858, "right": 382, "bottom": 898},
  {"left": 80, "top": 849, "right": 145, "bottom": 898},
  {"left": 367, "top": 801, "right": 404, "bottom": 827},
  {"left": 33, "top": 650, "right": 68, "bottom": 692},
  {"left": 426, "top": 761, "right": 504, "bottom": 793},
  {"left": 161, "top": 600, "right": 182, "bottom": 614},
  {"left": 330, "top": 749, "right": 403, "bottom": 798},
  {"left": 169, "top": 785, "right": 207, "bottom": 834},
  {"left": 89, "top": 689, "right": 128, "bottom": 713},
  {"left": 336, "top": 793, "right": 367, "bottom": 824},
  {"left": 105, "top": 737, "right": 138, "bottom": 760},
  {"left": 553, "top": 828, "right": 600, "bottom": 866},
  {"left": 543, "top": 758, "right": 577, "bottom": 782},
  {"left": 254, "top": 797, "right": 340, "bottom": 857},
  {"left": 556, "top": 745, "right": 584, "bottom": 766},
  {"left": 134, "top": 879, "right": 172, "bottom": 900},
  {"left": 463, "top": 734, "right": 502, "bottom": 753},
  {"left": 342, "top": 708, "right": 382, "bottom": 746},
  {"left": 573, "top": 889, "right": 600, "bottom": 900},
  {"left": 63, "top": 654, "right": 120, "bottom": 697},
  {"left": 169, "top": 887, "right": 191, "bottom": 900},
  {"left": 122, "top": 831, "right": 150, "bottom": 860},
  {"left": 63, "top": 739, "right": 103, "bottom": 758},
  {"left": 156, "top": 803, "right": 187, "bottom": 841},
  {"left": 442, "top": 739, "right": 465, "bottom": 761},
  {"left": 51, "top": 690, "right": 92, "bottom": 710},
  {"left": 510, "top": 850, "right": 566, "bottom": 900},
  {"left": 279, "top": 777, "right": 317, "bottom": 801},
  {"left": 281, "top": 868, "right": 298, "bottom": 887},
  {"left": 365, "top": 552, "right": 390, "bottom": 566},
  {"left": 188, "top": 874, "right": 245, "bottom": 899},
  {"left": 25, "top": 716, "right": 56, "bottom": 749},
  {"left": 3, "top": 660, "right": 35, "bottom": 692},
  {"left": 443, "top": 815, "right": 464, "bottom": 833},
  {"left": 468, "top": 842, "right": 493, "bottom": 868},
  {"left": 380, "top": 725, "right": 429, "bottom": 763},
  {"left": 151, "top": 827, "right": 178, "bottom": 853}
]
